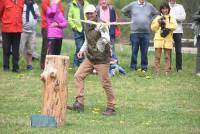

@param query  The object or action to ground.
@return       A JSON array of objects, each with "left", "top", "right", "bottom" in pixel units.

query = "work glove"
[
  {"left": 96, "top": 22, "right": 108, "bottom": 32},
  {"left": 96, "top": 37, "right": 110, "bottom": 52}
]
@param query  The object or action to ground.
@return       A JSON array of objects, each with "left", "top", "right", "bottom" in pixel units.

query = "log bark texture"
[{"left": 40, "top": 55, "right": 69, "bottom": 126}]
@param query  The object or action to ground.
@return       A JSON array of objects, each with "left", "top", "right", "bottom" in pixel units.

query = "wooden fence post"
[{"left": 40, "top": 55, "right": 69, "bottom": 127}]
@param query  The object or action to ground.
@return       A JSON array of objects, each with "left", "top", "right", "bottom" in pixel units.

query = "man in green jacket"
[{"left": 68, "top": 0, "right": 89, "bottom": 67}]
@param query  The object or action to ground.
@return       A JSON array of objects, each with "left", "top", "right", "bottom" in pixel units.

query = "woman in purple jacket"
[{"left": 47, "top": 0, "right": 67, "bottom": 55}]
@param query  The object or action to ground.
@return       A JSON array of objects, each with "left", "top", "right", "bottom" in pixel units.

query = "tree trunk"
[{"left": 40, "top": 55, "right": 69, "bottom": 127}]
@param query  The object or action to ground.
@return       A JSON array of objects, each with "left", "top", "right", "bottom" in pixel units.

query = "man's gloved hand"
[
  {"left": 96, "top": 22, "right": 108, "bottom": 32},
  {"left": 96, "top": 37, "right": 109, "bottom": 52}
]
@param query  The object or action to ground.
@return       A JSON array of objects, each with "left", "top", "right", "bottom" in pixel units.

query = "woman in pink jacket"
[{"left": 47, "top": 0, "right": 67, "bottom": 55}]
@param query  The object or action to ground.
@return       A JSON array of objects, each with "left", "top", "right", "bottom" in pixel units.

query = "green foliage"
[
  {"left": 35, "top": 0, "right": 198, "bottom": 39},
  {"left": 0, "top": 39, "right": 200, "bottom": 133}
]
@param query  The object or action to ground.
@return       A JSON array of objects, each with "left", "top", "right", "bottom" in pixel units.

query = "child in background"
[
  {"left": 151, "top": 2, "right": 177, "bottom": 76},
  {"left": 20, "top": 0, "right": 40, "bottom": 70},
  {"left": 47, "top": 0, "right": 67, "bottom": 55},
  {"left": 109, "top": 58, "right": 126, "bottom": 77}
]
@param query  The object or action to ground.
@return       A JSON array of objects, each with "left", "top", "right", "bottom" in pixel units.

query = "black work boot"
[
  {"left": 102, "top": 108, "right": 116, "bottom": 116},
  {"left": 12, "top": 68, "right": 20, "bottom": 73},
  {"left": 67, "top": 100, "right": 84, "bottom": 112}
]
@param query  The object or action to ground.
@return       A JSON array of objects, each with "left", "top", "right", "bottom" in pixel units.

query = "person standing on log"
[{"left": 67, "top": 4, "right": 116, "bottom": 116}]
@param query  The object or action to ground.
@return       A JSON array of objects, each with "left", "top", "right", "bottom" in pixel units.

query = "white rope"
[
  {"left": 68, "top": 18, "right": 132, "bottom": 50},
  {"left": 68, "top": 18, "right": 132, "bottom": 25}
]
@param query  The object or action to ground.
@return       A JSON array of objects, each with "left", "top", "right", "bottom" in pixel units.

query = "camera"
[
  {"left": 159, "top": 16, "right": 171, "bottom": 38},
  {"left": 160, "top": 16, "right": 166, "bottom": 29}
]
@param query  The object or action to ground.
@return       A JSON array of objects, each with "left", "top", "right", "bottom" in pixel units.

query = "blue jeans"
[
  {"left": 109, "top": 63, "right": 126, "bottom": 76},
  {"left": 130, "top": 33, "right": 150, "bottom": 70},
  {"left": 73, "top": 31, "right": 85, "bottom": 67},
  {"left": 110, "top": 37, "right": 117, "bottom": 60}
]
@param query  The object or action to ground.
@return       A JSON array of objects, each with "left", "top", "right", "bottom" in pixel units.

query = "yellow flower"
[
  {"left": 93, "top": 108, "right": 100, "bottom": 111},
  {"left": 92, "top": 110, "right": 99, "bottom": 114},
  {"left": 145, "top": 76, "right": 151, "bottom": 79},
  {"left": 18, "top": 74, "right": 24, "bottom": 78},
  {"left": 120, "top": 121, "right": 125, "bottom": 124}
]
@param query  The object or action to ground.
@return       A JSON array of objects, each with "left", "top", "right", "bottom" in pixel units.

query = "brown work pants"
[
  {"left": 74, "top": 59, "right": 116, "bottom": 109},
  {"left": 154, "top": 48, "right": 171, "bottom": 73}
]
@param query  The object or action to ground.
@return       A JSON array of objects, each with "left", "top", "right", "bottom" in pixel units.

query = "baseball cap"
[{"left": 84, "top": 4, "right": 96, "bottom": 14}]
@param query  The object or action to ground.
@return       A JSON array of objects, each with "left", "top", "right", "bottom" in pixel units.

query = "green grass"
[{"left": 0, "top": 39, "right": 200, "bottom": 134}]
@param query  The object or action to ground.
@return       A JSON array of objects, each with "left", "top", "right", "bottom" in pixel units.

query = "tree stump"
[{"left": 40, "top": 55, "right": 69, "bottom": 127}]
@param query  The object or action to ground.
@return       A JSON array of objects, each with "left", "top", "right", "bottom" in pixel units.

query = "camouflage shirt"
[{"left": 84, "top": 23, "right": 111, "bottom": 64}]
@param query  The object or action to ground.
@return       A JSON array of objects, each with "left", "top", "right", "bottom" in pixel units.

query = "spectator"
[
  {"left": 0, "top": 0, "right": 24, "bottom": 73},
  {"left": 68, "top": 0, "right": 89, "bottom": 68},
  {"left": 0, "top": 20, "right": 2, "bottom": 48},
  {"left": 109, "top": 58, "right": 126, "bottom": 77},
  {"left": 121, "top": 0, "right": 159, "bottom": 72},
  {"left": 151, "top": 2, "right": 177, "bottom": 76},
  {"left": 67, "top": 4, "right": 116, "bottom": 116},
  {"left": 96, "top": 0, "right": 117, "bottom": 59},
  {"left": 192, "top": 6, "right": 200, "bottom": 76},
  {"left": 40, "top": 0, "right": 64, "bottom": 70},
  {"left": 169, "top": 0, "right": 186, "bottom": 72},
  {"left": 47, "top": 0, "right": 67, "bottom": 55},
  {"left": 40, "top": 0, "right": 49, "bottom": 70},
  {"left": 20, "top": 0, "right": 40, "bottom": 71}
]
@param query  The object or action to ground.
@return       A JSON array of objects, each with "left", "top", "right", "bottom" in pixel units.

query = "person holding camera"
[{"left": 151, "top": 3, "right": 177, "bottom": 76}]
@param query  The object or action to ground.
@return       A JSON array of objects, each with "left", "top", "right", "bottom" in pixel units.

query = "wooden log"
[{"left": 40, "top": 55, "right": 69, "bottom": 127}]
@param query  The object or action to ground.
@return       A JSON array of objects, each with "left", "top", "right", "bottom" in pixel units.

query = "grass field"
[{"left": 0, "top": 39, "right": 200, "bottom": 134}]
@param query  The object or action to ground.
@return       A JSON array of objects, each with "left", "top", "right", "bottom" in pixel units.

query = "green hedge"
[{"left": 35, "top": 0, "right": 198, "bottom": 39}]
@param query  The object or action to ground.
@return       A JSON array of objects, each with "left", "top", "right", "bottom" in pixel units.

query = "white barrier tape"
[{"left": 68, "top": 18, "right": 132, "bottom": 25}]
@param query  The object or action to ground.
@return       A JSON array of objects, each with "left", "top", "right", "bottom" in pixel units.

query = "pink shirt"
[{"left": 100, "top": 6, "right": 110, "bottom": 22}]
